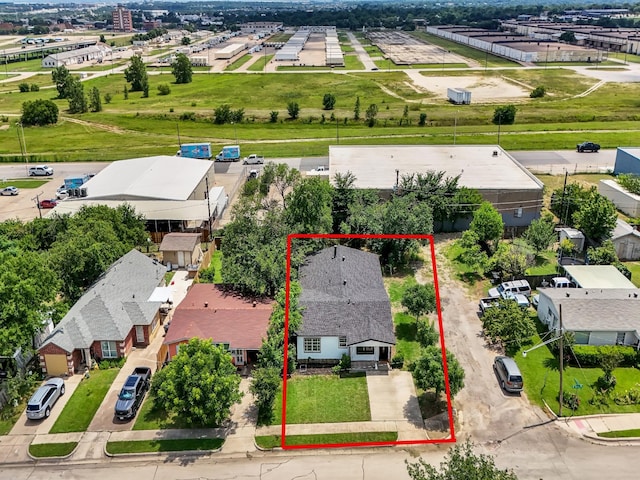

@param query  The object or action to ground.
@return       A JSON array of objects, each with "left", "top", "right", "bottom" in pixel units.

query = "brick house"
[
  {"left": 163, "top": 284, "right": 273, "bottom": 367},
  {"left": 38, "top": 250, "right": 166, "bottom": 376}
]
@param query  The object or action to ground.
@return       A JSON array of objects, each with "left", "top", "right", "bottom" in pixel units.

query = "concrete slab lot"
[{"left": 367, "top": 31, "right": 468, "bottom": 65}]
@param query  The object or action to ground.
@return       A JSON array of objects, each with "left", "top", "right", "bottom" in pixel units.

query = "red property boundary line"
[{"left": 281, "top": 233, "right": 456, "bottom": 450}]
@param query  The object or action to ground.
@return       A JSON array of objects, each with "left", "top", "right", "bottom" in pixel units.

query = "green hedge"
[{"left": 571, "top": 345, "right": 638, "bottom": 368}]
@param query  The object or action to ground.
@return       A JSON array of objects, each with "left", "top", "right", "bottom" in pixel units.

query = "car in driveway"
[
  {"left": 493, "top": 356, "right": 524, "bottom": 393},
  {"left": 26, "top": 378, "right": 65, "bottom": 420},
  {"left": 38, "top": 199, "right": 57, "bottom": 209},
  {"left": 0, "top": 186, "right": 19, "bottom": 196},
  {"left": 577, "top": 141, "right": 600, "bottom": 153},
  {"left": 56, "top": 189, "right": 69, "bottom": 200},
  {"left": 114, "top": 367, "right": 151, "bottom": 420}
]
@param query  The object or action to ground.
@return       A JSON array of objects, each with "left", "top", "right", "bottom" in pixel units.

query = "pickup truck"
[
  {"left": 307, "top": 166, "right": 329, "bottom": 175},
  {"left": 479, "top": 293, "right": 529, "bottom": 313},
  {"left": 114, "top": 367, "right": 151, "bottom": 420},
  {"left": 577, "top": 141, "right": 600, "bottom": 153},
  {"left": 479, "top": 297, "right": 501, "bottom": 314},
  {"left": 243, "top": 154, "right": 264, "bottom": 165}
]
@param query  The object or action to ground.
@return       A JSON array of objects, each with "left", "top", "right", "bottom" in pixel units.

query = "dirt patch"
[{"left": 407, "top": 73, "right": 530, "bottom": 102}]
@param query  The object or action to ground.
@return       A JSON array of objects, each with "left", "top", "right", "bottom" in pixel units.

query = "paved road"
[{"left": 511, "top": 149, "right": 615, "bottom": 174}]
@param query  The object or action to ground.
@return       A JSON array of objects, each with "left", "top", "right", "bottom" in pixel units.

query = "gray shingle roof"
[
  {"left": 298, "top": 246, "right": 395, "bottom": 345},
  {"left": 540, "top": 288, "right": 640, "bottom": 331},
  {"left": 159, "top": 233, "right": 201, "bottom": 252},
  {"left": 40, "top": 250, "right": 166, "bottom": 353}
]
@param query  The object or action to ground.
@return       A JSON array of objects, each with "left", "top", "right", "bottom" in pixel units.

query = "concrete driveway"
[
  {"left": 9, "top": 374, "right": 82, "bottom": 436},
  {"left": 366, "top": 370, "right": 427, "bottom": 441}
]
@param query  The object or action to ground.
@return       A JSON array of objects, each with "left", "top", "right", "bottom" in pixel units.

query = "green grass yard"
[
  {"left": 248, "top": 54, "right": 274, "bottom": 72},
  {"left": 598, "top": 428, "right": 640, "bottom": 438},
  {"left": 624, "top": 262, "right": 640, "bottom": 287},
  {"left": 29, "top": 442, "right": 78, "bottom": 457},
  {"left": 525, "top": 250, "right": 559, "bottom": 276},
  {"left": 50, "top": 368, "right": 119, "bottom": 433},
  {"left": 515, "top": 331, "right": 640, "bottom": 416},
  {"left": 0, "top": 179, "right": 49, "bottom": 189},
  {"left": 272, "top": 374, "right": 371, "bottom": 425},
  {"left": 255, "top": 432, "right": 397, "bottom": 448},
  {"left": 225, "top": 54, "right": 253, "bottom": 71},
  {"left": 106, "top": 438, "right": 223, "bottom": 454},
  {"left": 133, "top": 393, "right": 205, "bottom": 430}
]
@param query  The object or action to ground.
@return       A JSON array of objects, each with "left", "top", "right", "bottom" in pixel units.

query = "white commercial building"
[{"left": 42, "top": 44, "right": 111, "bottom": 68}]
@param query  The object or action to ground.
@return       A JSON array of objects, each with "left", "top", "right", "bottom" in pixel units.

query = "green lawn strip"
[
  {"left": 50, "top": 368, "right": 119, "bottom": 433},
  {"left": 272, "top": 374, "right": 371, "bottom": 425},
  {"left": 609, "top": 52, "right": 640, "bottom": 64},
  {"left": 515, "top": 330, "right": 640, "bottom": 416},
  {"left": 598, "top": 428, "right": 640, "bottom": 438},
  {"left": 164, "top": 271, "right": 175, "bottom": 284},
  {"left": 394, "top": 312, "right": 420, "bottom": 365},
  {"left": 210, "top": 250, "right": 223, "bottom": 283},
  {"left": 106, "top": 438, "right": 223, "bottom": 454},
  {"left": 248, "top": 54, "right": 274, "bottom": 72},
  {"left": 256, "top": 432, "right": 397, "bottom": 449},
  {"left": 226, "top": 54, "right": 253, "bottom": 71},
  {"left": 0, "top": 179, "right": 48, "bottom": 188},
  {"left": 29, "top": 442, "right": 78, "bottom": 458}
]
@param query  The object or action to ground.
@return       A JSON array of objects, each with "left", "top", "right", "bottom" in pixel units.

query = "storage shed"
[
  {"left": 559, "top": 227, "right": 585, "bottom": 252},
  {"left": 159, "top": 233, "right": 203, "bottom": 268},
  {"left": 599, "top": 179, "right": 640, "bottom": 218},
  {"left": 612, "top": 218, "right": 640, "bottom": 261}
]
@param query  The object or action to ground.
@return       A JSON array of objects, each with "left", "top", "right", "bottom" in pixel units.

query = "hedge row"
[{"left": 570, "top": 345, "right": 638, "bottom": 368}]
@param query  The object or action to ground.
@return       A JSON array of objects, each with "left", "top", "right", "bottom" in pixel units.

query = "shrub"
[
  {"left": 332, "top": 354, "right": 351, "bottom": 374},
  {"left": 613, "top": 387, "right": 640, "bottom": 405},
  {"left": 570, "top": 345, "right": 637, "bottom": 368},
  {"left": 30, "top": 84, "right": 40, "bottom": 92},
  {"left": 157, "top": 83, "right": 171, "bottom": 95},
  {"left": 269, "top": 111, "right": 278, "bottom": 123},
  {"left": 18, "top": 83, "right": 30, "bottom": 92},
  {"left": 418, "top": 112, "right": 427, "bottom": 126},
  {"left": 530, "top": 86, "right": 546, "bottom": 98},
  {"left": 104, "top": 93, "right": 112, "bottom": 104},
  {"left": 180, "top": 111, "right": 196, "bottom": 121},
  {"left": 560, "top": 391, "right": 580, "bottom": 410},
  {"left": 97, "top": 357, "right": 126, "bottom": 369},
  {"left": 391, "top": 353, "right": 404, "bottom": 369}
]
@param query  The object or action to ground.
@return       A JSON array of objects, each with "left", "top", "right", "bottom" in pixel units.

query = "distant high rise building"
[{"left": 112, "top": 5, "right": 133, "bottom": 32}]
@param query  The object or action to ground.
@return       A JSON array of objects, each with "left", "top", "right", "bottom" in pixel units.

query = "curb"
[{"left": 103, "top": 444, "right": 222, "bottom": 458}]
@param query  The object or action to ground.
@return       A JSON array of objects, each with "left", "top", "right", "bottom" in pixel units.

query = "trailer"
[
  {"left": 177, "top": 143, "right": 212, "bottom": 160},
  {"left": 447, "top": 87, "right": 471, "bottom": 105},
  {"left": 64, "top": 175, "right": 91, "bottom": 190}
]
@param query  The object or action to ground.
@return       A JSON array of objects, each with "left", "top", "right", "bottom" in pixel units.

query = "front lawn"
[
  {"left": 29, "top": 442, "right": 78, "bottom": 457},
  {"left": 106, "top": 438, "right": 223, "bottom": 454},
  {"left": 50, "top": 368, "right": 119, "bottom": 433},
  {"left": 515, "top": 331, "right": 640, "bottom": 416},
  {"left": 255, "top": 432, "right": 397, "bottom": 449},
  {"left": 134, "top": 392, "right": 199, "bottom": 430},
  {"left": 272, "top": 373, "right": 371, "bottom": 425},
  {"left": 394, "top": 312, "right": 421, "bottom": 365},
  {"left": 598, "top": 429, "right": 640, "bottom": 438}
]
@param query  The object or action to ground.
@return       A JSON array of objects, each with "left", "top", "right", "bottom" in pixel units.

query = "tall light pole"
[
  {"left": 231, "top": 121, "right": 238, "bottom": 145},
  {"left": 453, "top": 111, "right": 458, "bottom": 145},
  {"left": 545, "top": 44, "right": 550, "bottom": 69},
  {"left": 336, "top": 117, "right": 340, "bottom": 145}
]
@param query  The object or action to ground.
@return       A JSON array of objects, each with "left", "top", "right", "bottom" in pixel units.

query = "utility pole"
[
  {"left": 559, "top": 170, "right": 568, "bottom": 225},
  {"left": 559, "top": 305, "right": 564, "bottom": 417},
  {"left": 336, "top": 117, "right": 339, "bottom": 145},
  {"left": 205, "top": 176, "right": 212, "bottom": 241},
  {"left": 33, "top": 193, "right": 42, "bottom": 219}
]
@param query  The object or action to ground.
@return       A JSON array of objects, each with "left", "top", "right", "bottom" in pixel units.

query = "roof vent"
[
  {"left": 204, "top": 302, "right": 208, "bottom": 308},
  {"left": 635, "top": 293, "right": 638, "bottom": 298},
  {"left": 492, "top": 150, "right": 498, "bottom": 157},
  {"left": 342, "top": 256, "right": 345, "bottom": 261},
  {"left": 566, "top": 292, "right": 570, "bottom": 297},
  {"left": 132, "top": 294, "right": 135, "bottom": 299},
  {"left": 343, "top": 280, "right": 346, "bottom": 285},
  {"left": 347, "top": 298, "right": 351, "bottom": 304},
  {"left": 333, "top": 245, "right": 337, "bottom": 258}
]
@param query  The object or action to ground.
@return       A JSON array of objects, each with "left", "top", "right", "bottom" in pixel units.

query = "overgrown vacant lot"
[{"left": 272, "top": 373, "right": 371, "bottom": 425}]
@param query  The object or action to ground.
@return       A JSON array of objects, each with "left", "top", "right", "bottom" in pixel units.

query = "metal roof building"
[
  {"left": 329, "top": 145, "right": 544, "bottom": 228},
  {"left": 562, "top": 265, "right": 636, "bottom": 289}
]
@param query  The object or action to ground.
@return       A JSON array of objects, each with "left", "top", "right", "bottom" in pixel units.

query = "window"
[
  {"left": 356, "top": 346, "right": 375, "bottom": 355},
  {"left": 574, "top": 331, "right": 590, "bottom": 345},
  {"left": 101, "top": 341, "right": 117, "bottom": 358},
  {"left": 617, "top": 332, "right": 626, "bottom": 345},
  {"left": 339, "top": 336, "right": 347, "bottom": 347},
  {"left": 304, "top": 337, "right": 321, "bottom": 353},
  {"left": 514, "top": 207, "right": 523, "bottom": 218}
]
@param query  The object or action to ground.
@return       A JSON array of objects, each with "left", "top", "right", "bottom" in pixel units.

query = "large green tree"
[
  {"left": 124, "top": 55, "right": 148, "bottom": 92},
  {"left": 469, "top": 202, "right": 503, "bottom": 254},
  {"left": 411, "top": 345, "right": 465, "bottom": 399},
  {"left": 522, "top": 213, "right": 556, "bottom": 254},
  {"left": 89, "top": 86, "right": 102, "bottom": 112},
  {"left": 171, "top": 53, "right": 193, "bottom": 84},
  {"left": 401, "top": 283, "right": 436, "bottom": 320},
  {"left": 51, "top": 65, "right": 73, "bottom": 99},
  {"left": 331, "top": 170, "right": 357, "bottom": 233},
  {"left": 151, "top": 338, "right": 242, "bottom": 426},
  {"left": 406, "top": 440, "right": 518, "bottom": 480},
  {"left": 21, "top": 99, "right": 58, "bottom": 126},
  {"left": 572, "top": 191, "right": 617, "bottom": 241},
  {"left": 492, "top": 104, "right": 517, "bottom": 125},
  {"left": 67, "top": 79, "right": 88, "bottom": 114},
  {"left": 260, "top": 163, "right": 302, "bottom": 208},
  {"left": 285, "top": 177, "right": 333, "bottom": 234},
  {"left": 481, "top": 299, "right": 535, "bottom": 355}
]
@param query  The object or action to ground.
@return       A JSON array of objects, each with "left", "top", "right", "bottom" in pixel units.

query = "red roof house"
[{"left": 163, "top": 284, "right": 273, "bottom": 366}]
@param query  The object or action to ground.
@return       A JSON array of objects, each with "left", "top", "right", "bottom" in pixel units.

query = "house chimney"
[
  {"left": 204, "top": 302, "right": 208, "bottom": 308},
  {"left": 333, "top": 245, "right": 337, "bottom": 258}
]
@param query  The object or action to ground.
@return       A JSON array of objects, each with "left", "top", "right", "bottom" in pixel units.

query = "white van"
[
  {"left": 488, "top": 280, "right": 532, "bottom": 299},
  {"left": 549, "top": 277, "right": 573, "bottom": 288}
]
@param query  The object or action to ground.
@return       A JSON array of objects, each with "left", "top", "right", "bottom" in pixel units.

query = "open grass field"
[
  {"left": 272, "top": 373, "right": 371, "bottom": 425},
  {"left": 226, "top": 54, "right": 253, "bottom": 71},
  {"left": 248, "top": 54, "right": 274, "bottom": 72},
  {"left": 106, "top": 438, "right": 223, "bottom": 454},
  {"left": 0, "top": 63, "right": 639, "bottom": 160},
  {"left": 50, "top": 368, "right": 119, "bottom": 433},
  {"left": 255, "top": 432, "right": 398, "bottom": 448}
]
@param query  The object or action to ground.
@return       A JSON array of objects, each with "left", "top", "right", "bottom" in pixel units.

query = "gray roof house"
[
  {"left": 611, "top": 218, "right": 640, "bottom": 261},
  {"left": 536, "top": 288, "right": 640, "bottom": 347},
  {"left": 296, "top": 245, "right": 396, "bottom": 364},
  {"left": 38, "top": 249, "right": 166, "bottom": 376}
]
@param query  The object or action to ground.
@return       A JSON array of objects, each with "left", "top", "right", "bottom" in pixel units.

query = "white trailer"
[{"left": 447, "top": 87, "right": 472, "bottom": 105}]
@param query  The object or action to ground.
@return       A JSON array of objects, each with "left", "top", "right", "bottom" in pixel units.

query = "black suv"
[
  {"left": 577, "top": 141, "right": 600, "bottom": 152},
  {"left": 114, "top": 368, "right": 150, "bottom": 420}
]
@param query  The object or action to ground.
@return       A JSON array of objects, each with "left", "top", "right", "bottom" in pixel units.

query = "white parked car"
[{"left": 0, "top": 186, "right": 19, "bottom": 196}]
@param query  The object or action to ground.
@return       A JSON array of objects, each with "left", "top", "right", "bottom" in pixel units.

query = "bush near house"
[{"left": 570, "top": 345, "right": 638, "bottom": 368}]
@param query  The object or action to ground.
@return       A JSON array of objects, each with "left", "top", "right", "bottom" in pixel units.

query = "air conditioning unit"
[{"left": 80, "top": 188, "right": 87, "bottom": 197}]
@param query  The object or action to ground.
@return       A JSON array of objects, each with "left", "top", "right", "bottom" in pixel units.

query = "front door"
[
  {"left": 177, "top": 251, "right": 185, "bottom": 267},
  {"left": 379, "top": 347, "right": 389, "bottom": 361}
]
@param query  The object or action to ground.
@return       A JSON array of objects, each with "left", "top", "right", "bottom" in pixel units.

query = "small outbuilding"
[
  {"left": 562, "top": 265, "right": 636, "bottom": 289},
  {"left": 159, "top": 233, "right": 203, "bottom": 268},
  {"left": 559, "top": 227, "right": 585, "bottom": 252},
  {"left": 611, "top": 218, "right": 640, "bottom": 261}
]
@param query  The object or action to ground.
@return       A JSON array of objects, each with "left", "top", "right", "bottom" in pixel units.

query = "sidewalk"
[{"left": 561, "top": 413, "right": 640, "bottom": 444}]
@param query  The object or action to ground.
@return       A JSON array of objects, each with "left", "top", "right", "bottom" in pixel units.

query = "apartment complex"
[{"left": 112, "top": 5, "right": 133, "bottom": 32}]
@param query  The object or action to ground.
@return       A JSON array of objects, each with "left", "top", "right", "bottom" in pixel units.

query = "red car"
[{"left": 39, "top": 199, "right": 57, "bottom": 209}]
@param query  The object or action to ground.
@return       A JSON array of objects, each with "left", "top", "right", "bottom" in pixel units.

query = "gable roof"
[
  {"left": 159, "top": 233, "right": 201, "bottom": 252},
  {"left": 40, "top": 250, "right": 166, "bottom": 353},
  {"left": 612, "top": 218, "right": 640, "bottom": 242},
  {"left": 164, "top": 284, "right": 273, "bottom": 350},
  {"left": 539, "top": 288, "right": 640, "bottom": 332},
  {"left": 298, "top": 245, "right": 395, "bottom": 345}
]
